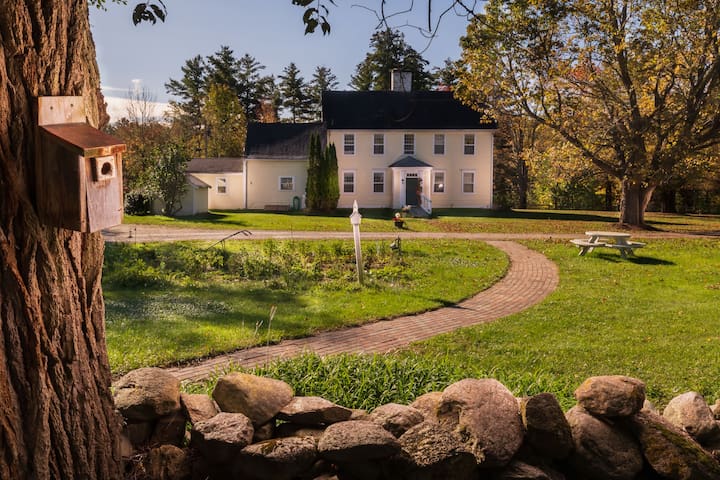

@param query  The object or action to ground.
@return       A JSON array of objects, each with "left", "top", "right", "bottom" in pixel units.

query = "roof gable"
[
  {"left": 388, "top": 155, "right": 433, "bottom": 168},
  {"left": 322, "top": 91, "right": 497, "bottom": 130}
]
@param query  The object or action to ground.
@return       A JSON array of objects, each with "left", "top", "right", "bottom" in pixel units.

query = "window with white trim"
[
  {"left": 279, "top": 176, "right": 295, "bottom": 191},
  {"left": 373, "top": 134, "right": 384, "bottom": 155},
  {"left": 463, "top": 134, "right": 475, "bottom": 155},
  {"left": 434, "top": 134, "right": 445, "bottom": 155},
  {"left": 433, "top": 171, "right": 446, "bottom": 193},
  {"left": 344, "top": 134, "right": 355, "bottom": 155},
  {"left": 403, "top": 133, "right": 415, "bottom": 155},
  {"left": 372, "top": 170, "right": 385, "bottom": 193},
  {"left": 462, "top": 170, "right": 475, "bottom": 193},
  {"left": 216, "top": 177, "right": 228, "bottom": 195},
  {"left": 343, "top": 171, "right": 355, "bottom": 193}
]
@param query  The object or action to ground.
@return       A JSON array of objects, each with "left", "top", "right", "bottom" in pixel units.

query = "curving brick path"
[{"left": 166, "top": 240, "right": 559, "bottom": 382}]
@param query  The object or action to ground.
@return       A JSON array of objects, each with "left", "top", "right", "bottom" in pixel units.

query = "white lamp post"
[{"left": 349, "top": 200, "right": 364, "bottom": 285}]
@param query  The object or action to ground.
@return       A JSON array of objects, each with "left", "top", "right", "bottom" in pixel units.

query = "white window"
[
  {"left": 403, "top": 133, "right": 415, "bottom": 155},
  {"left": 433, "top": 171, "right": 445, "bottom": 193},
  {"left": 343, "top": 170, "right": 355, "bottom": 193},
  {"left": 434, "top": 134, "right": 445, "bottom": 155},
  {"left": 372, "top": 170, "right": 385, "bottom": 193},
  {"left": 462, "top": 170, "right": 475, "bottom": 193},
  {"left": 279, "top": 176, "right": 295, "bottom": 191},
  {"left": 464, "top": 134, "right": 475, "bottom": 155},
  {"left": 216, "top": 177, "right": 228, "bottom": 195},
  {"left": 344, "top": 134, "right": 355, "bottom": 155},
  {"left": 373, "top": 134, "right": 384, "bottom": 155}
]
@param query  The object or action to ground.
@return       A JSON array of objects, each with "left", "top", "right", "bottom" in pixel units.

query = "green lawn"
[
  {"left": 125, "top": 208, "right": 720, "bottom": 234},
  {"left": 104, "top": 238, "right": 507, "bottom": 374},
  {"left": 187, "top": 238, "right": 720, "bottom": 411}
]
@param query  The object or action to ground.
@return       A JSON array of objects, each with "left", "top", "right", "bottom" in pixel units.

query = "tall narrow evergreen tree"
[
  {"left": 305, "top": 133, "right": 322, "bottom": 210},
  {"left": 324, "top": 143, "right": 340, "bottom": 211}
]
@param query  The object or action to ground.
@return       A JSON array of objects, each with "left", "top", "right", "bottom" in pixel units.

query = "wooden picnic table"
[{"left": 570, "top": 231, "right": 645, "bottom": 258}]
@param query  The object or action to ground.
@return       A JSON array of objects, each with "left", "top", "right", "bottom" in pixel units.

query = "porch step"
[{"left": 409, "top": 206, "right": 430, "bottom": 218}]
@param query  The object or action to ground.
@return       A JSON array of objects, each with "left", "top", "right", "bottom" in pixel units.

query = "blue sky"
[{"left": 90, "top": 1, "right": 472, "bottom": 120}]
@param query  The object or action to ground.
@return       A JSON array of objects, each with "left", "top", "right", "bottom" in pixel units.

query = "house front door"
[{"left": 405, "top": 177, "right": 420, "bottom": 205}]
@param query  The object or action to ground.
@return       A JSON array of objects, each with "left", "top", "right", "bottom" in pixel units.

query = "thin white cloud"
[
  {"left": 103, "top": 96, "right": 171, "bottom": 124},
  {"left": 101, "top": 85, "right": 131, "bottom": 93}
]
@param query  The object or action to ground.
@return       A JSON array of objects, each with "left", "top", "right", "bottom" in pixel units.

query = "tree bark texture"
[
  {"left": 0, "top": 1, "right": 122, "bottom": 479},
  {"left": 619, "top": 179, "right": 655, "bottom": 226}
]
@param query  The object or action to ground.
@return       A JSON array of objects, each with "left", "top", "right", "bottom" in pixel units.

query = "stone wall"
[{"left": 112, "top": 368, "right": 720, "bottom": 480}]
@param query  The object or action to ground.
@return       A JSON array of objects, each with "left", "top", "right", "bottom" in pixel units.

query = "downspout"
[
  {"left": 243, "top": 158, "right": 248, "bottom": 210},
  {"left": 490, "top": 131, "right": 495, "bottom": 209}
]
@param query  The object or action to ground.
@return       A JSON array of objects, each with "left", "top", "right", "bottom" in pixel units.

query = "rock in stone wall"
[{"left": 112, "top": 371, "right": 720, "bottom": 480}]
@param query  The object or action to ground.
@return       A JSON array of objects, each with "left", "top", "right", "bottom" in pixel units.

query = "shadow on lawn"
[
  {"left": 429, "top": 208, "right": 619, "bottom": 222},
  {"left": 594, "top": 253, "right": 675, "bottom": 266}
]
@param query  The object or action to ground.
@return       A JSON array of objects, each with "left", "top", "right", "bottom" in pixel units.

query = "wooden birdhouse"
[{"left": 35, "top": 96, "right": 126, "bottom": 232}]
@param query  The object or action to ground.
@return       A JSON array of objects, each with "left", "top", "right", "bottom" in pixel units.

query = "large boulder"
[
  {"left": 367, "top": 403, "right": 425, "bottom": 437},
  {"left": 277, "top": 396, "right": 353, "bottom": 425},
  {"left": 180, "top": 393, "right": 218, "bottom": 425},
  {"left": 625, "top": 409, "right": 720, "bottom": 480},
  {"left": 574, "top": 375, "right": 645, "bottom": 418},
  {"left": 212, "top": 372, "right": 293, "bottom": 425},
  {"left": 663, "top": 391, "right": 720, "bottom": 444},
  {"left": 318, "top": 420, "right": 401, "bottom": 463},
  {"left": 565, "top": 406, "right": 643, "bottom": 480},
  {"left": 397, "top": 421, "right": 477, "bottom": 479},
  {"left": 190, "top": 412, "right": 254, "bottom": 465},
  {"left": 113, "top": 367, "right": 181, "bottom": 422},
  {"left": 437, "top": 378, "right": 524, "bottom": 467},
  {"left": 237, "top": 436, "right": 318, "bottom": 480},
  {"left": 519, "top": 393, "right": 573, "bottom": 459}
]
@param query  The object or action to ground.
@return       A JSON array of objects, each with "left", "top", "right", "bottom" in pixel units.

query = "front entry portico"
[{"left": 389, "top": 155, "right": 433, "bottom": 211}]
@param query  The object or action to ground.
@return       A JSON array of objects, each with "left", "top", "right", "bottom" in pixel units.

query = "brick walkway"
[{"left": 166, "top": 240, "right": 558, "bottom": 382}]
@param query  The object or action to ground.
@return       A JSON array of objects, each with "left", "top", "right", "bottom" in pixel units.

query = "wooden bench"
[
  {"left": 604, "top": 241, "right": 645, "bottom": 258},
  {"left": 570, "top": 238, "right": 605, "bottom": 256},
  {"left": 570, "top": 238, "right": 646, "bottom": 258}
]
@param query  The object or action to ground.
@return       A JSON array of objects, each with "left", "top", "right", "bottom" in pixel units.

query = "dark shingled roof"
[
  {"left": 322, "top": 91, "right": 497, "bottom": 130},
  {"left": 388, "top": 155, "right": 433, "bottom": 168},
  {"left": 245, "top": 122, "right": 325, "bottom": 159},
  {"left": 186, "top": 157, "right": 244, "bottom": 173}
]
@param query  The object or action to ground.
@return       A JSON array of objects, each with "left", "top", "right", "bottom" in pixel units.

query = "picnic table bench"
[{"left": 570, "top": 231, "right": 645, "bottom": 258}]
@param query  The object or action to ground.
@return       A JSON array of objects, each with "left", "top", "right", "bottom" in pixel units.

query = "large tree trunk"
[
  {"left": 516, "top": 156, "right": 528, "bottom": 209},
  {"left": 619, "top": 178, "right": 655, "bottom": 226},
  {"left": 0, "top": 1, "right": 122, "bottom": 479}
]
